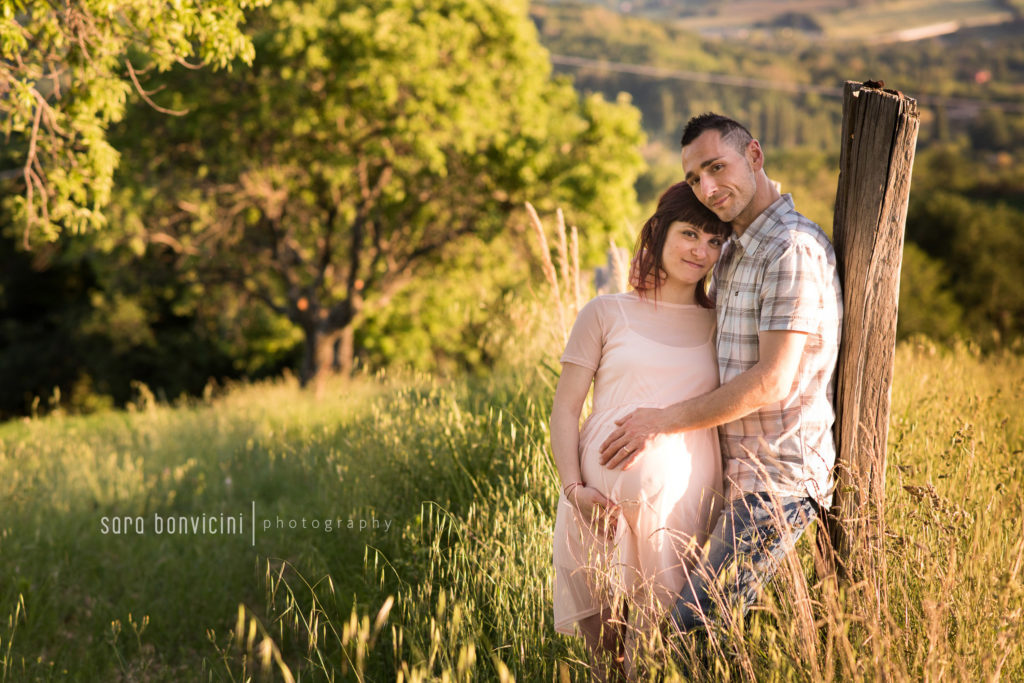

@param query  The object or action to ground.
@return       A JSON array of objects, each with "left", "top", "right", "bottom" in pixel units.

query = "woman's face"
[{"left": 660, "top": 220, "right": 724, "bottom": 288}]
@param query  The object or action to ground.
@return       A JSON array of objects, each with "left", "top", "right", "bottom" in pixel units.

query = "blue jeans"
[{"left": 671, "top": 492, "right": 819, "bottom": 632}]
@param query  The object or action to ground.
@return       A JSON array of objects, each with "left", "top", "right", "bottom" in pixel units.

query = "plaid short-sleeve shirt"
[{"left": 711, "top": 194, "right": 843, "bottom": 507}]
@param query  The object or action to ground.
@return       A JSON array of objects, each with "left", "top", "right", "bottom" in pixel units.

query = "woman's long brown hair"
[{"left": 632, "top": 182, "right": 731, "bottom": 308}]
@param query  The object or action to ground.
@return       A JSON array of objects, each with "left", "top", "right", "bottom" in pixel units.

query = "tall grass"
[{"left": 1, "top": 327, "right": 1022, "bottom": 680}]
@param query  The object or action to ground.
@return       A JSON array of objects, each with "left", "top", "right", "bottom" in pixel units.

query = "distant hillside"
[
  {"left": 530, "top": 2, "right": 1024, "bottom": 151},
  {"left": 539, "top": 0, "right": 1022, "bottom": 42}
]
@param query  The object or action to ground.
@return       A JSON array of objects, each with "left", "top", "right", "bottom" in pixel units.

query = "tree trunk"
[
  {"left": 299, "top": 320, "right": 356, "bottom": 395},
  {"left": 826, "top": 81, "right": 920, "bottom": 578},
  {"left": 337, "top": 324, "right": 355, "bottom": 377},
  {"left": 300, "top": 324, "right": 338, "bottom": 393}
]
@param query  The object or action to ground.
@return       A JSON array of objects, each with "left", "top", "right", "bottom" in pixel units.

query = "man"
[{"left": 598, "top": 112, "right": 842, "bottom": 630}]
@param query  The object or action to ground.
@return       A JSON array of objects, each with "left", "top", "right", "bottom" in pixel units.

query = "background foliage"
[
  {"left": 1, "top": 0, "right": 643, "bottom": 416},
  {"left": 1, "top": 0, "right": 268, "bottom": 245},
  {"left": 2, "top": 0, "right": 1024, "bottom": 417}
]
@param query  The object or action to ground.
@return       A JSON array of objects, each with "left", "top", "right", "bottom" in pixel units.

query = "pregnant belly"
[{"left": 579, "top": 416, "right": 719, "bottom": 508}]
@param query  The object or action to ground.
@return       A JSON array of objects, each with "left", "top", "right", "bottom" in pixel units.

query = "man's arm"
[{"left": 599, "top": 329, "right": 808, "bottom": 469}]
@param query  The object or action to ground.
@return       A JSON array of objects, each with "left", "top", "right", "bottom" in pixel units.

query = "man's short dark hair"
[{"left": 680, "top": 113, "right": 754, "bottom": 154}]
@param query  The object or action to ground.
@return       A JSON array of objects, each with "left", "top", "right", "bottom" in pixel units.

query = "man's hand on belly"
[{"left": 599, "top": 406, "right": 670, "bottom": 470}]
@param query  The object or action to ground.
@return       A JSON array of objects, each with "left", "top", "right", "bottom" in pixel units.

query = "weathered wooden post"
[{"left": 828, "top": 81, "right": 920, "bottom": 576}]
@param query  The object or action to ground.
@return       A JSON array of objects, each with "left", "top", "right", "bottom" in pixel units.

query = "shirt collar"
[{"left": 732, "top": 194, "right": 795, "bottom": 256}]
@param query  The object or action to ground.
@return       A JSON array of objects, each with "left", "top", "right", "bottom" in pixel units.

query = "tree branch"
[
  {"left": 175, "top": 56, "right": 206, "bottom": 70},
  {"left": 314, "top": 201, "right": 339, "bottom": 292},
  {"left": 258, "top": 212, "right": 303, "bottom": 297},
  {"left": 126, "top": 59, "right": 189, "bottom": 116},
  {"left": 197, "top": 262, "right": 289, "bottom": 317},
  {"left": 22, "top": 94, "right": 45, "bottom": 248},
  {"left": 344, "top": 158, "right": 393, "bottom": 310},
  {"left": 147, "top": 231, "right": 196, "bottom": 255},
  {"left": 395, "top": 222, "right": 478, "bottom": 276}
]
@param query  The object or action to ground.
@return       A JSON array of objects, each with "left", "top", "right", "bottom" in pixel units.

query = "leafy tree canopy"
[
  {"left": 0, "top": 0, "right": 268, "bottom": 247},
  {"left": 110, "top": 0, "right": 643, "bottom": 385}
]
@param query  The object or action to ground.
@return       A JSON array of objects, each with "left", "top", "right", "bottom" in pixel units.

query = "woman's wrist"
[{"left": 562, "top": 481, "right": 585, "bottom": 497}]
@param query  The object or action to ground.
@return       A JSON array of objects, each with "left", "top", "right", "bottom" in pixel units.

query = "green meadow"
[{"left": 1, "top": 335, "right": 1023, "bottom": 681}]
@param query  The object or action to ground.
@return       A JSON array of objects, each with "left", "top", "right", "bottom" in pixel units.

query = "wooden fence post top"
[
  {"left": 833, "top": 81, "right": 920, "bottom": 282},
  {"left": 846, "top": 79, "right": 918, "bottom": 103}
]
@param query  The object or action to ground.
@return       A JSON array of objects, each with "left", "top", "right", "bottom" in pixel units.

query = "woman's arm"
[
  {"left": 550, "top": 362, "right": 594, "bottom": 489},
  {"left": 550, "top": 362, "right": 614, "bottom": 526}
]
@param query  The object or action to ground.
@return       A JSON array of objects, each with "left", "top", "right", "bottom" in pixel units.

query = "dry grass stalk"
[
  {"left": 555, "top": 208, "right": 572, "bottom": 305},
  {"left": 527, "top": 201, "right": 588, "bottom": 341},
  {"left": 609, "top": 239, "right": 630, "bottom": 294},
  {"left": 570, "top": 225, "right": 582, "bottom": 318},
  {"left": 525, "top": 201, "right": 567, "bottom": 339}
]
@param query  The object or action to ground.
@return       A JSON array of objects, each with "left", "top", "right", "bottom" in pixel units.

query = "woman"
[{"left": 550, "top": 181, "right": 729, "bottom": 677}]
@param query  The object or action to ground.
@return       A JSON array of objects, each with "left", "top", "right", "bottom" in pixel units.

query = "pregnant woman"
[{"left": 550, "top": 182, "right": 729, "bottom": 679}]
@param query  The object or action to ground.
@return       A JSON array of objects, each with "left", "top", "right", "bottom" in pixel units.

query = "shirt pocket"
[{"left": 726, "top": 286, "right": 760, "bottom": 331}]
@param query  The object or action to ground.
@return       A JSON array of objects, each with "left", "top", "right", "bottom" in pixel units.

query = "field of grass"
[{"left": 1, "top": 336, "right": 1023, "bottom": 680}]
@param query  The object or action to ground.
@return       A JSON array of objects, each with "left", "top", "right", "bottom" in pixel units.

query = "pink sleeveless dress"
[{"left": 552, "top": 292, "right": 722, "bottom": 635}]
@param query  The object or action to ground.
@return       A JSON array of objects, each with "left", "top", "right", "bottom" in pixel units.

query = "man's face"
[{"left": 681, "top": 130, "right": 758, "bottom": 224}]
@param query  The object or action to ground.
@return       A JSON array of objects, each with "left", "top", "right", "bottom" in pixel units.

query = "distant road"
[{"left": 549, "top": 53, "right": 1024, "bottom": 114}]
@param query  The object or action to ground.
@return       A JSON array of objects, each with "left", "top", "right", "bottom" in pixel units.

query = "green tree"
[
  {"left": 970, "top": 107, "right": 1014, "bottom": 151},
  {"left": 896, "top": 242, "right": 964, "bottom": 343},
  {"left": 906, "top": 189, "right": 1024, "bottom": 346},
  {"left": 0, "top": 0, "right": 267, "bottom": 247},
  {"left": 953, "top": 202, "right": 1024, "bottom": 344},
  {"left": 112, "top": 0, "right": 643, "bottom": 388}
]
